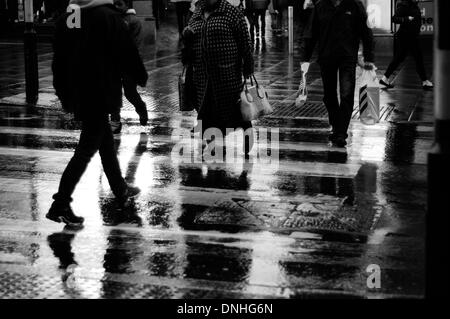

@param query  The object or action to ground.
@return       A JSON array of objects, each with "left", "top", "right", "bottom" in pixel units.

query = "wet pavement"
[{"left": 0, "top": 13, "right": 432, "bottom": 299}]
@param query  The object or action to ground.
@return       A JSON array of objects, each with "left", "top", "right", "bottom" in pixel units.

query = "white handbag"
[{"left": 240, "top": 75, "right": 272, "bottom": 121}]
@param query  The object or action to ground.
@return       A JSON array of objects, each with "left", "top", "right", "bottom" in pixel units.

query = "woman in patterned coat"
[{"left": 184, "top": 0, "right": 255, "bottom": 153}]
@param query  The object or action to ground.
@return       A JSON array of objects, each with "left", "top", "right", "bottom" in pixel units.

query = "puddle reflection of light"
[
  {"left": 245, "top": 232, "right": 288, "bottom": 288},
  {"left": 350, "top": 126, "right": 386, "bottom": 162}
]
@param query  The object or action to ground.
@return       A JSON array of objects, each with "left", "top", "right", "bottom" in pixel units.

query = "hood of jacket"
[{"left": 69, "top": 0, "right": 113, "bottom": 9}]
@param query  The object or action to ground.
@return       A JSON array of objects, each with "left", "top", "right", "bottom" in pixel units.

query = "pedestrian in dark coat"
[
  {"left": 299, "top": 0, "right": 375, "bottom": 147},
  {"left": 380, "top": 0, "right": 433, "bottom": 90},
  {"left": 185, "top": 0, "right": 254, "bottom": 153},
  {"left": 49, "top": 0, "right": 148, "bottom": 226}
]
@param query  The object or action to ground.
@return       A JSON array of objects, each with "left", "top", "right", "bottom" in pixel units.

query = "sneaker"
[
  {"left": 422, "top": 80, "right": 434, "bottom": 90},
  {"left": 117, "top": 185, "right": 141, "bottom": 205},
  {"left": 111, "top": 121, "right": 122, "bottom": 134},
  {"left": 46, "top": 202, "right": 84, "bottom": 227},
  {"left": 379, "top": 76, "right": 394, "bottom": 89}
]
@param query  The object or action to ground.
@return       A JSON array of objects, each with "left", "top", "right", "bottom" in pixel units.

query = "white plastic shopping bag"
[
  {"left": 296, "top": 63, "right": 309, "bottom": 107},
  {"left": 359, "top": 69, "right": 380, "bottom": 125}
]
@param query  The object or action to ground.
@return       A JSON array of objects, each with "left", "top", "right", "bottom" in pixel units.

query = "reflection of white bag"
[
  {"left": 359, "top": 69, "right": 380, "bottom": 125},
  {"left": 295, "top": 70, "right": 308, "bottom": 107}
]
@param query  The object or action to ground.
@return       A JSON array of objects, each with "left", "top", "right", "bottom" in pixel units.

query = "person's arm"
[
  {"left": 233, "top": 9, "right": 254, "bottom": 78},
  {"left": 357, "top": 0, "right": 375, "bottom": 63},
  {"left": 117, "top": 16, "right": 148, "bottom": 87},
  {"left": 299, "top": 6, "right": 318, "bottom": 63},
  {"left": 129, "top": 16, "right": 144, "bottom": 50}
]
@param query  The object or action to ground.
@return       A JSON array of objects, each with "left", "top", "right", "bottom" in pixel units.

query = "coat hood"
[{"left": 69, "top": 0, "right": 113, "bottom": 9}]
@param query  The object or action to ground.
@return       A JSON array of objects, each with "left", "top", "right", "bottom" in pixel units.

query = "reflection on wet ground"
[{"left": 0, "top": 16, "right": 431, "bottom": 299}]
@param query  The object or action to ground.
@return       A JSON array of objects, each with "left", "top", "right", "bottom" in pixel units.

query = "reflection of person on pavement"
[
  {"left": 380, "top": 0, "right": 433, "bottom": 90},
  {"left": 47, "top": 226, "right": 83, "bottom": 294},
  {"left": 177, "top": 160, "right": 253, "bottom": 230},
  {"left": 100, "top": 133, "right": 148, "bottom": 226}
]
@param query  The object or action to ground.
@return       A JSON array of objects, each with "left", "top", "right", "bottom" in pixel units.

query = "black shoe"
[
  {"left": 332, "top": 137, "right": 347, "bottom": 148},
  {"left": 117, "top": 185, "right": 141, "bottom": 205},
  {"left": 379, "top": 79, "right": 394, "bottom": 89},
  {"left": 46, "top": 202, "right": 84, "bottom": 226}
]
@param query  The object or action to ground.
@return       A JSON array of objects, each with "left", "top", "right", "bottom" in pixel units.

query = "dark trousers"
[
  {"left": 385, "top": 35, "right": 427, "bottom": 81},
  {"left": 320, "top": 59, "right": 356, "bottom": 139},
  {"left": 111, "top": 76, "right": 145, "bottom": 121},
  {"left": 53, "top": 116, "right": 126, "bottom": 204},
  {"left": 174, "top": 2, "right": 191, "bottom": 35},
  {"left": 250, "top": 9, "right": 267, "bottom": 36}
]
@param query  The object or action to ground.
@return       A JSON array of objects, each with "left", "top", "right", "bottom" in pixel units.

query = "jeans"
[
  {"left": 319, "top": 59, "right": 356, "bottom": 139},
  {"left": 385, "top": 35, "right": 427, "bottom": 82},
  {"left": 53, "top": 116, "right": 127, "bottom": 204},
  {"left": 111, "top": 75, "right": 146, "bottom": 122}
]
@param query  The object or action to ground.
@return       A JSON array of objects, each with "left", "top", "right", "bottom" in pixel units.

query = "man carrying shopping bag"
[{"left": 299, "top": 0, "right": 376, "bottom": 147}]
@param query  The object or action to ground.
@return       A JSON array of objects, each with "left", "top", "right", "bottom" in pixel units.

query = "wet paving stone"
[{"left": 0, "top": 14, "right": 432, "bottom": 298}]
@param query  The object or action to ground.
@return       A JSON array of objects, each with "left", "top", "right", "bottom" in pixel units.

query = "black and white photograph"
[{"left": 0, "top": 0, "right": 448, "bottom": 304}]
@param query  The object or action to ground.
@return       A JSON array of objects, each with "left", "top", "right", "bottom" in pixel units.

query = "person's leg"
[
  {"left": 254, "top": 10, "right": 261, "bottom": 37},
  {"left": 320, "top": 61, "right": 340, "bottom": 138},
  {"left": 181, "top": 2, "right": 190, "bottom": 30},
  {"left": 410, "top": 36, "right": 428, "bottom": 82},
  {"left": 98, "top": 118, "right": 128, "bottom": 198},
  {"left": 123, "top": 75, "right": 148, "bottom": 125},
  {"left": 337, "top": 60, "right": 357, "bottom": 142},
  {"left": 7, "top": 0, "right": 17, "bottom": 22},
  {"left": 384, "top": 36, "right": 409, "bottom": 80},
  {"left": 282, "top": 7, "right": 288, "bottom": 30},
  {"left": 276, "top": 9, "right": 282, "bottom": 30},
  {"left": 52, "top": 118, "right": 108, "bottom": 204},
  {"left": 260, "top": 10, "right": 266, "bottom": 37},
  {"left": 175, "top": 3, "right": 184, "bottom": 35},
  {"left": 153, "top": 0, "right": 159, "bottom": 29},
  {"left": 110, "top": 108, "right": 122, "bottom": 134},
  {"left": 249, "top": 10, "right": 256, "bottom": 39}
]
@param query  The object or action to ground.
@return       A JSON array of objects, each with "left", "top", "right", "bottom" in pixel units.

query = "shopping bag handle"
[{"left": 246, "top": 74, "right": 266, "bottom": 99}]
